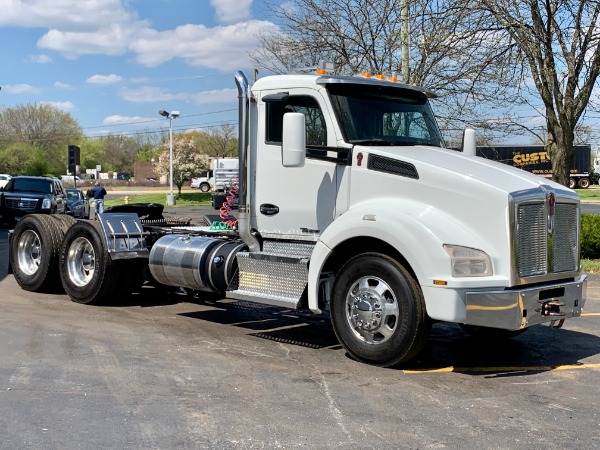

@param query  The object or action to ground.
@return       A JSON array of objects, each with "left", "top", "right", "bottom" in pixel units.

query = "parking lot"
[{"left": 1, "top": 224, "right": 600, "bottom": 449}]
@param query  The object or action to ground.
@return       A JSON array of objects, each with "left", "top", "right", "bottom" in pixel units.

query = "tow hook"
[{"left": 536, "top": 299, "right": 566, "bottom": 317}]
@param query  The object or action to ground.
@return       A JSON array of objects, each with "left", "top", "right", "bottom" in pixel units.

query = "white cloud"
[
  {"left": 41, "top": 100, "right": 75, "bottom": 110},
  {"left": 54, "top": 81, "right": 73, "bottom": 89},
  {"left": 102, "top": 115, "right": 157, "bottom": 125},
  {"left": 119, "top": 86, "right": 236, "bottom": 105},
  {"left": 210, "top": 0, "right": 252, "bottom": 23},
  {"left": 0, "top": 0, "right": 277, "bottom": 70},
  {"left": 86, "top": 74, "right": 124, "bottom": 85},
  {"left": 2, "top": 84, "right": 41, "bottom": 94},
  {"left": 26, "top": 54, "right": 52, "bottom": 64},
  {"left": 0, "top": 0, "right": 136, "bottom": 29},
  {"left": 130, "top": 20, "right": 278, "bottom": 70},
  {"left": 190, "top": 88, "right": 237, "bottom": 104},
  {"left": 119, "top": 86, "right": 187, "bottom": 103}
]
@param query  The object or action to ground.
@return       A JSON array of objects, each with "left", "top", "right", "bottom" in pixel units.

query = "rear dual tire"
[
  {"left": 10, "top": 215, "right": 64, "bottom": 292},
  {"left": 59, "top": 221, "right": 146, "bottom": 304}
]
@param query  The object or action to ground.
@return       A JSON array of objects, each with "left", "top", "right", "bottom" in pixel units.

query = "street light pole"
[{"left": 158, "top": 109, "right": 180, "bottom": 205}]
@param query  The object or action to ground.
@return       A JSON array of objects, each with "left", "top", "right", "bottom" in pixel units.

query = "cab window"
[{"left": 266, "top": 96, "right": 327, "bottom": 146}]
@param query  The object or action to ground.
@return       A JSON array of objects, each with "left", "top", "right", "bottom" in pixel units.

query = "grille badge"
[{"left": 548, "top": 192, "right": 555, "bottom": 235}]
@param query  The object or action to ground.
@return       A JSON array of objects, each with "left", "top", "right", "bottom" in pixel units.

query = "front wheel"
[
  {"left": 569, "top": 178, "right": 576, "bottom": 189},
  {"left": 200, "top": 183, "right": 210, "bottom": 192},
  {"left": 330, "top": 253, "right": 430, "bottom": 367}
]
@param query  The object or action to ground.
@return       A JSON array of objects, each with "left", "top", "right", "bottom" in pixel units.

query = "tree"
[
  {"left": 0, "top": 142, "right": 48, "bottom": 175},
  {"left": 253, "top": 1, "right": 514, "bottom": 123},
  {"left": 98, "top": 134, "right": 140, "bottom": 173},
  {"left": 0, "top": 103, "right": 82, "bottom": 175},
  {"left": 155, "top": 134, "right": 210, "bottom": 196},
  {"left": 252, "top": 0, "right": 600, "bottom": 186},
  {"left": 472, "top": 0, "right": 600, "bottom": 186},
  {"left": 198, "top": 123, "right": 238, "bottom": 158}
]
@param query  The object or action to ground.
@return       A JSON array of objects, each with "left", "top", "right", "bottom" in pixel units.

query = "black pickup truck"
[{"left": 0, "top": 176, "right": 67, "bottom": 227}]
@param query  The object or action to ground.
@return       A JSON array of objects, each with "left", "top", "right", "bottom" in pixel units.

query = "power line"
[{"left": 81, "top": 108, "right": 237, "bottom": 131}]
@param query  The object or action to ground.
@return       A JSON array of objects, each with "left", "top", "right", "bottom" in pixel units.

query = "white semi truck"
[
  {"left": 8, "top": 70, "right": 587, "bottom": 367},
  {"left": 191, "top": 158, "right": 239, "bottom": 192}
]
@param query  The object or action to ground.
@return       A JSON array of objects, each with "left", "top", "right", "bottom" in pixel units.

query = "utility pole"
[{"left": 401, "top": 0, "right": 410, "bottom": 83}]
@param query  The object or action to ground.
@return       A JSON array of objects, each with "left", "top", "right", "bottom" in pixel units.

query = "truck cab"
[{"left": 233, "top": 71, "right": 585, "bottom": 366}]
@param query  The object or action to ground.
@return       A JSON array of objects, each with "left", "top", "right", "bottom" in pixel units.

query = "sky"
[
  {"left": 0, "top": 0, "right": 278, "bottom": 139},
  {"left": 1, "top": 0, "right": 599, "bottom": 154}
]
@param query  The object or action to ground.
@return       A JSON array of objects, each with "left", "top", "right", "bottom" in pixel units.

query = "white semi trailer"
[{"left": 8, "top": 70, "right": 587, "bottom": 367}]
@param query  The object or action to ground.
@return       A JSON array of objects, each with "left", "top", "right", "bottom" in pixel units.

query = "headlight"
[
  {"left": 73, "top": 204, "right": 83, "bottom": 210},
  {"left": 42, "top": 198, "right": 51, "bottom": 209},
  {"left": 443, "top": 245, "right": 493, "bottom": 277}
]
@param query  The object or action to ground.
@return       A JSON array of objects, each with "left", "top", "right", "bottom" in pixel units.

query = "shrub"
[{"left": 581, "top": 213, "right": 600, "bottom": 259}]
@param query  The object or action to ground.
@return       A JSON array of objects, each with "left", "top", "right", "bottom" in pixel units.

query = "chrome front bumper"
[{"left": 465, "top": 275, "right": 587, "bottom": 330}]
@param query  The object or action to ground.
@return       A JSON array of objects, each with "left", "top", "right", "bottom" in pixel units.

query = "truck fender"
[{"left": 307, "top": 201, "right": 491, "bottom": 313}]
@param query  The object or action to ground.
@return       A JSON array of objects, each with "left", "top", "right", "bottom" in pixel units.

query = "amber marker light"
[{"left": 433, "top": 280, "right": 448, "bottom": 286}]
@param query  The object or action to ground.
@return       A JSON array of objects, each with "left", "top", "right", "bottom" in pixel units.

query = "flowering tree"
[{"left": 155, "top": 135, "right": 210, "bottom": 196}]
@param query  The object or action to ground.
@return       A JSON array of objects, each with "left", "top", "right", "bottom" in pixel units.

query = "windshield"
[
  {"left": 5, "top": 178, "right": 53, "bottom": 194},
  {"left": 327, "top": 83, "right": 444, "bottom": 147},
  {"left": 67, "top": 189, "right": 81, "bottom": 200}
]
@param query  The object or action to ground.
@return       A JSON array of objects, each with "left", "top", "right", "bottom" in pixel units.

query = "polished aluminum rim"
[
  {"left": 67, "top": 237, "right": 95, "bottom": 287},
  {"left": 345, "top": 276, "right": 399, "bottom": 345},
  {"left": 17, "top": 230, "right": 42, "bottom": 276}
]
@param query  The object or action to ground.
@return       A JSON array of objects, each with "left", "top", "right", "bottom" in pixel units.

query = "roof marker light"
[
  {"left": 360, "top": 72, "right": 372, "bottom": 78},
  {"left": 374, "top": 74, "right": 385, "bottom": 80}
]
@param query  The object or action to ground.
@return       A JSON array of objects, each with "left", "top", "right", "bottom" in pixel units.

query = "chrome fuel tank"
[{"left": 149, "top": 235, "right": 246, "bottom": 293}]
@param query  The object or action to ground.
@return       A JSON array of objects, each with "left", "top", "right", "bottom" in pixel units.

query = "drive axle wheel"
[
  {"left": 59, "top": 221, "right": 119, "bottom": 304},
  {"left": 10, "top": 214, "right": 63, "bottom": 292},
  {"left": 330, "top": 253, "right": 430, "bottom": 367}
]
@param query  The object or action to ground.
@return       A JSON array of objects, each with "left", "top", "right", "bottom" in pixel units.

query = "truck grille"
[
  {"left": 514, "top": 190, "right": 579, "bottom": 280},
  {"left": 5, "top": 198, "right": 38, "bottom": 211}
]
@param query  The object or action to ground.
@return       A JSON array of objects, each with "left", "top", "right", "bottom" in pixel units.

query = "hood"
[{"left": 358, "top": 144, "right": 571, "bottom": 196}]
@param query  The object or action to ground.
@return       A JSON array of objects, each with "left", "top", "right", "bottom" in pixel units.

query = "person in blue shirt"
[{"left": 91, "top": 181, "right": 107, "bottom": 215}]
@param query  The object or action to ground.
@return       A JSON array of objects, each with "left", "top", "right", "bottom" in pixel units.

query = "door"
[{"left": 253, "top": 89, "right": 338, "bottom": 239}]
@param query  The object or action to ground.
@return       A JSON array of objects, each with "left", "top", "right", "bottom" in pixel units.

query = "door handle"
[{"left": 260, "top": 204, "right": 280, "bottom": 216}]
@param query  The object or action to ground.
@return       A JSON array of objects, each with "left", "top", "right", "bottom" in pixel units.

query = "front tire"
[
  {"left": 330, "top": 253, "right": 430, "bottom": 367},
  {"left": 569, "top": 178, "right": 576, "bottom": 189},
  {"left": 10, "top": 214, "right": 63, "bottom": 292},
  {"left": 59, "top": 221, "right": 119, "bottom": 304},
  {"left": 200, "top": 183, "right": 210, "bottom": 192}
]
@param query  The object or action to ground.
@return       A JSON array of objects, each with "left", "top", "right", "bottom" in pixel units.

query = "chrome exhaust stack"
[{"left": 235, "top": 71, "right": 260, "bottom": 252}]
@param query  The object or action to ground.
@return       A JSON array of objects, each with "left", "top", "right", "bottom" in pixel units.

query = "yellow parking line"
[
  {"left": 403, "top": 363, "right": 600, "bottom": 374},
  {"left": 582, "top": 312, "right": 600, "bottom": 316}
]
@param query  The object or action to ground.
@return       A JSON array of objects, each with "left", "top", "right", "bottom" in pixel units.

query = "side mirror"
[
  {"left": 461, "top": 128, "right": 477, "bottom": 156},
  {"left": 282, "top": 112, "right": 306, "bottom": 167}
]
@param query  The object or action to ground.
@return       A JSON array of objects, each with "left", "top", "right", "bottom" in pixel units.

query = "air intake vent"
[{"left": 368, "top": 154, "right": 419, "bottom": 179}]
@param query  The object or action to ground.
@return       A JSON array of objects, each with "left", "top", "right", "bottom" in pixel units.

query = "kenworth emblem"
[{"left": 548, "top": 191, "right": 555, "bottom": 235}]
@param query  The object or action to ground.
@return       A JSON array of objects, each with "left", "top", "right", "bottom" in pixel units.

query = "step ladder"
[{"left": 227, "top": 241, "right": 314, "bottom": 309}]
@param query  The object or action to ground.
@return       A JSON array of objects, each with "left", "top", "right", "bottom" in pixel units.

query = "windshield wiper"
[{"left": 351, "top": 139, "right": 420, "bottom": 146}]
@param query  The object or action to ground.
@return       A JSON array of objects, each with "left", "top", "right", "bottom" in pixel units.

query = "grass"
[
  {"left": 575, "top": 185, "right": 600, "bottom": 200},
  {"left": 582, "top": 259, "right": 600, "bottom": 275},
  {"left": 104, "top": 192, "right": 212, "bottom": 207}
]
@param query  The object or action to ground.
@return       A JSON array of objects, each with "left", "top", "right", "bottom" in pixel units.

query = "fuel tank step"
[{"left": 227, "top": 251, "right": 309, "bottom": 309}]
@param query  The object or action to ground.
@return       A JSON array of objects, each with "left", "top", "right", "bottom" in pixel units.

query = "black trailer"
[{"left": 476, "top": 144, "right": 592, "bottom": 189}]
